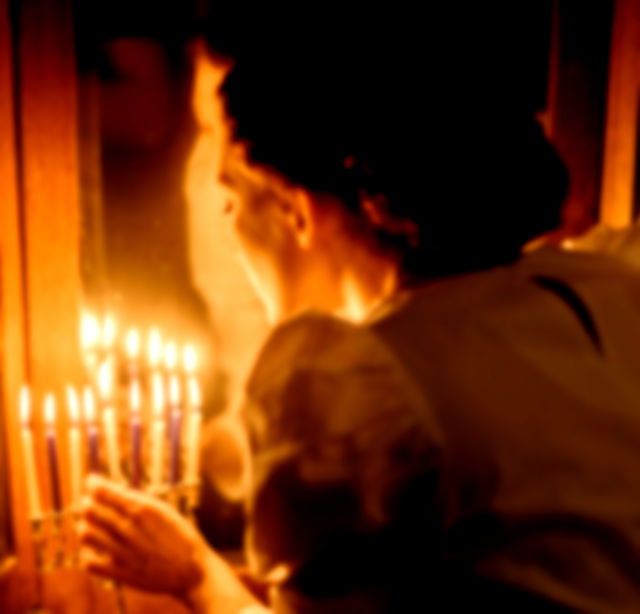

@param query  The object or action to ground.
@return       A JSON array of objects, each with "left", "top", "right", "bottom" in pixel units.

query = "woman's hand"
[
  {"left": 79, "top": 475, "right": 262, "bottom": 614},
  {"left": 79, "top": 475, "right": 211, "bottom": 599}
]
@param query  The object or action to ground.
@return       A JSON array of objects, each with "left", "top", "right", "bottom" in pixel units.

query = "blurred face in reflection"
[{"left": 187, "top": 43, "right": 305, "bottom": 323}]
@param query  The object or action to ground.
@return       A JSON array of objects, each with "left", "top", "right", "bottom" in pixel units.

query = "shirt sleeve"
[{"left": 241, "top": 313, "right": 443, "bottom": 613}]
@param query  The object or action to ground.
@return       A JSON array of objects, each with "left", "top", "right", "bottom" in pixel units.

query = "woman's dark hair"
[{"left": 201, "top": 3, "right": 568, "bottom": 278}]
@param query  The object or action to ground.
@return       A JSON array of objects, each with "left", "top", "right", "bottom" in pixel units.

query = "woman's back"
[{"left": 243, "top": 247, "right": 640, "bottom": 612}]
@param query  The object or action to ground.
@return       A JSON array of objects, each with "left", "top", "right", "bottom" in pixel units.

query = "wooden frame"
[{"left": 600, "top": 0, "right": 640, "bottom": 226}]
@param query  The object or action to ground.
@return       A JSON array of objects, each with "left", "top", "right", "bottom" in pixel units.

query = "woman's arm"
[{"left": 79, "top": 475, "right": 266, "bottom": 614}]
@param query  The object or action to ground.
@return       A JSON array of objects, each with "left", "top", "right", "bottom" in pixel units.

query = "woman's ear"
[{"left": 282, "top": 187, "right": 315, "bottom": 249}]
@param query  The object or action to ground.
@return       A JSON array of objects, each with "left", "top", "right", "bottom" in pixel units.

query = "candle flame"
[
  {"left": 44, "top": 394, "right": 56, "bottom": 425},
  {"left": 183, "top": 345, "right": 198, "bottom": 373},
  {"left": 102, "top": 315, "right": 116, "bottom": 348},
  {"left": 164, "top": 342, "right": 178, "bottom": 370},
  {"left": 130, "top": 380, "right": 141, "bottom": 412},
  {"left": 169, "top": 375, "right": 181, "bottom": 405},
  {"left": 66, "top": 386, "right": 80, "bottom": 423},
  {"left": 188, "top": 376, "right": 201, "bottom": 408},
  {"left": 126, "top": 328, "right": 141, "bottom": 359},
  {"left": 97, "top": 362, "right": 112, "bottom": 400},
  {"left": 19, "top": 385, "right": 31, "bottom": 425},
  {"left": 83, "top": 386, "right": 96, "bottom": 422},
  {"left": 151, "top": 372, "right": 165, "bottom": 416},
  {"left": 148, "top": 328, "right": 162, "bottom": 366},
  {"left": 80, "top": 312, "right": 100, "bottom": 349}
]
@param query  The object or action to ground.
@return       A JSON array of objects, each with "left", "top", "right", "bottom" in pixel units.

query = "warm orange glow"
[
  {"left": 44, "top": 394, "right": 56, "bottom": 425},
  {"left": 80, "top": 312, "right": 100, "bottom": 349},
  {"left": 20, "top": 385, "right": 31, "bottom": 426},
  {"left": 66, "top": 385, "right": 80, "bottom": 423},
  {"left": 151, "top": 372, "right": 164, "bottom": 415},
  {"left": 164, "top": 342, "right": 178, "bottom": 370},
  {"left": 183, "top": 344, "right": 198, "bottom": 373},
  {"left": 126, "top": 328, "right": 141, "bottom": 359},
  {"left": 148, "top": 328, "right": 162, "bottom": 366},
  {"left": 83, "top": 386, "right": 96, "bottom": 422}
]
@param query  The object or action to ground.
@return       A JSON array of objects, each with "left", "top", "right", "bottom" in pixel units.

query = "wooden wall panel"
[
  {"left": 0, "top": 0, "right": 26, "bottom": 577},
  {"left": 600, "top": 0, "right": 640, "bottom": 226}
]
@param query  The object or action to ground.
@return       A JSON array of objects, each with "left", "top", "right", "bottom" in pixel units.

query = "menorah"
[{"left": 19, "top": 314, "right": 204, "bottom": 613}]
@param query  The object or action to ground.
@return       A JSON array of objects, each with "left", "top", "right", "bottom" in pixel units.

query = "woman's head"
[{"left": 191, "top": 5, "right": 568, "bottom": 317}]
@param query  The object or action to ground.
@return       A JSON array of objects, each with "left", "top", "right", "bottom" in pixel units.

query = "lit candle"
[
  {"left": 130, "top": 379, "right": 142, "bottom": 488},
  {"left": 149, "top": 372, "right": 166, "bottom": 489},
  {"left": 98, "top": 362, "right": 122, "bottom": 482},
  {"left": 44, "top": 394, "right": 63, "bottom": 512},
  {"left": 19, "top": 387, "right": 43, "bottom": 520},
  {"left": 184, "top": 377, "right": 202, "bottom": 485},
  {"left": 83, "top": 386, "right": 100, "bottom": 473},
  {"left": 66, "top": 386, "right": 83, "bottom": 507},
  {"left": 168, "top": 375, "right": 182, "bottom": 485}
]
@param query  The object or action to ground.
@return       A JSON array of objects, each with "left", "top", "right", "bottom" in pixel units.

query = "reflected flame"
[
  {"left": 148, "top": 328, "right": 162, "bottom": 366},
  {"left": 66, "top": 386, "right": 80, "bottom": 423},
  {"left": 20, "top": 385, "right": 31, "bottom": 426},
  {"left": 126, "top": 328, "right": 141, "bottom": 359}
]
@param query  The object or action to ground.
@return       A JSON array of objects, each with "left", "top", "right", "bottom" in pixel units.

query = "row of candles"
[{"left": 19, "top": 315, "right": 204, "bottom": 520}]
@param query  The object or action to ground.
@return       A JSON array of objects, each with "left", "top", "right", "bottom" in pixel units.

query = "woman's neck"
[{"left": 336, "top": 246, "right": 401, "bottom": 323}]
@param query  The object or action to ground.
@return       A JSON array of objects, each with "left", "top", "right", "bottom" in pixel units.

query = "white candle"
[
  {"left": 19, "top": 387, "right": 43, "bottom": 520},
  {"left": 102, "top": 404, "right": 122, "bottom": 482},
  {"left": 66, "top": 386, "right": 83, "bottom": 507},
  {"left": 149, "top": 371, "right": 165, "bottom": 489},
  {"left": 98, "top": 359, "right": 122, "bottom": 482},
  {"left": 184, "top": 376, "right": 202, "bottom": 485}
]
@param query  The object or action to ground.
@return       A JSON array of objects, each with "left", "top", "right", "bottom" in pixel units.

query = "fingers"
[
  {"left": 79, "top": 548, "right": 133, "bottom": 585},
  {"left": 86, "top": 474, "right": 147, "bottom": 516},
  {"left": 81, "top": 494, "right": 138, "bottom": 545},
  {"left": 77, "top": 518, "right": 137, "bottom": 565}
]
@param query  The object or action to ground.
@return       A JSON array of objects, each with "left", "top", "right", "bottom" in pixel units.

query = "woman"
[{"left": 80, "top": 8, "right": 640, "bottom": 613}]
